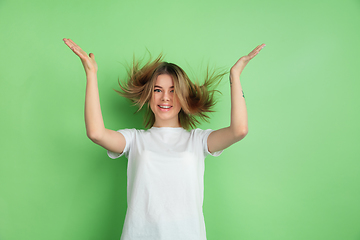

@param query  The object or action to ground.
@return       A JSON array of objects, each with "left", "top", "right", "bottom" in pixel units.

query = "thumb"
[{"left": 89, "top": 53, "right": 95, "bottom": 60}]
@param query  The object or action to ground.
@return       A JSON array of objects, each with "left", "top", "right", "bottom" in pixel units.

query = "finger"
[
  {"left": 89, "top": 53, "right": 95, "bottom": 59},
  {"left": 249, "top": 47, "right": 260, "bottom": 57},
  {"left": 248, "top": 44, "right": 265, "bottom": 58},
  {"left": 254, "top": 44, "right": 264, "bottom": 52},
  {"left": 68, "top": 38, "right": 78, "bottom": 48},
  {"left": 64, "top": 39, "right": 80, "bottom": 54},
  {"left": 63, "top": 38, "right": 74, "bottom": 49},
  {"left": 255, "top": 44, "right": 265, "bottom": 56},
  {"left": 64, "top": 39, "right": 86, "bottom": 58},
  {"left": 70, "top": 41, "right": 79, "bottom": 51},
  {"left": 255, "top": 44, "right": 265, "bottom": 50},
  {"left": 64, "top": 39, "right": 78, "bottom": 51},
  {"left": 250, "top": 45, "right": 261, "bottom": 54},
  {"left": 68, "top": 39, "right": 83, "bottom": 53},
  {"left": 253, "top": 44, "right": 266, "bottom": 54}
]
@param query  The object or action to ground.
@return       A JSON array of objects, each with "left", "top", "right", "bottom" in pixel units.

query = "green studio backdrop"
[{"left": 1, "top": 0, "right": 360, "bottom": 239}]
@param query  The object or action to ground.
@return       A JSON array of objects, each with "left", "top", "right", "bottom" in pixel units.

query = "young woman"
[{"left": 63, "top": 38, "right": 265, "bottom": 240}]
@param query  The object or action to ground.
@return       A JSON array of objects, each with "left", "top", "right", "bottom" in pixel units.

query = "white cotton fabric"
[{"left": 107, "top": 127, "right": 223, "bottom": 240}]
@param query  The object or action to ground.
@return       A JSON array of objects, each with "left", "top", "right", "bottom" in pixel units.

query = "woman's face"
[{"left": 149, "top": 74, "right": 182, "bottom": 127}]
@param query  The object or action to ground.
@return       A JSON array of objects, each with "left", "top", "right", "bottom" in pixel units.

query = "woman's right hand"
[{"left": 63, "top": 38, "right": 98, "bottom": 74}]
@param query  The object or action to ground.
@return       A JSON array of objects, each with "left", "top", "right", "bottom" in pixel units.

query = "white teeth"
[{"left": 159, "top": 105, "right": 171, "bottom": 109}]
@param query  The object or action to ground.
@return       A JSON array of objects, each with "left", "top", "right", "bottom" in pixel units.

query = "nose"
[{"left": 161, "top": 91, "right": 171, "bottom": 101}]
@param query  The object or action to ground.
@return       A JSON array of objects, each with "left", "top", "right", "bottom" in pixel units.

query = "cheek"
[
  {"left": 174, "top": 97, "right": 181, "bottom": 110},
  {"left": 150, "top": 94, "right": 156, "bottom": 105},
  {"left": 149, "top": 96, "right": 155, "bottom": 111}
]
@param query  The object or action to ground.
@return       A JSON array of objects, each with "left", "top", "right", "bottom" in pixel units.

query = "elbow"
[
  {"left": 234, "top": 127, "right": 248, "bottom": 140},
  {"left": 87, "top": 131, "right": 102, "bottom": 143}
]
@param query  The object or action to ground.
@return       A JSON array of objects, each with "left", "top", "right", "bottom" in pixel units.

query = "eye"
[
  {"left": 154, "top": 89, "right": 161, "bottom": 92},
  {"left": 170, "top": 90, "right": 174, "bottom": 93}
]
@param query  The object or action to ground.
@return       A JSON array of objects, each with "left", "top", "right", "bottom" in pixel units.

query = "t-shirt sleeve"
[
  {"left": 197, "top": 128, "right": 224, "bottom": 157},
  {"left": 107, "top": 128, "right": 136, "bottom": 159}
]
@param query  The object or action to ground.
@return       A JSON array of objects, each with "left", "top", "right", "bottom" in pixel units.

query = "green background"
[{"left": 1, "top": 0, "right": 360, "bottom": 239}]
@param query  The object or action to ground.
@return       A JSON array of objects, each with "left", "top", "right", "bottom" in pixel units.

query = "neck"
[{"left": 152, "top": 121, "right": 181, "bottom": 128}]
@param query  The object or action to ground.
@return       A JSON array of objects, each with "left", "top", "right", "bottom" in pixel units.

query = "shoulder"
[
  {"left": 116, "top": 128, "right": 146, "bottom": 134},
  {"left": 190, "top": 128, "right": 214, "bottom": 136},
  {"left": 190, "top": 128, "right": 223, "bottom": 157},
  {"left": 189, "top": 128, "right": 215, "bottom": 141},
  {"left": 115, "top": 128, "right": 148, "bottom": 141}
]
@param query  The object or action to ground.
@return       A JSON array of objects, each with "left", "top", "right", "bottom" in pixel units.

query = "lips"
[{"left": 158, "top": 105, "right": 172, "bottom": 111}]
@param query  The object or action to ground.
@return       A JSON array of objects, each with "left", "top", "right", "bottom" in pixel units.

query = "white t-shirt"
[{"left": 108, "top": 127, "right": 223, "bottom": 240}]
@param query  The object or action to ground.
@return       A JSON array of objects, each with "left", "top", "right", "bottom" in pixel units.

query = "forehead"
[{"left": 154, "top": 74, "right": 174, "bottom": 87}]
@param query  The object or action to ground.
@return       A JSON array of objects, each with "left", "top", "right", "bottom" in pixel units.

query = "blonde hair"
[{"left": 115, "top": 54, "right": 227, "bottom": 130}]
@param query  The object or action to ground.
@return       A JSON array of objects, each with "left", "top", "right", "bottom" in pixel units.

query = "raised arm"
[
  {"left": 207, "top": 44, "right": 265, "bottom": 154},
  {"left": 63, "top": 38, "right": 126, "bottom": 154}
]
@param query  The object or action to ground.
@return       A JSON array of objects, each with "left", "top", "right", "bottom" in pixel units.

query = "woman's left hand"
[{"left": 230, "top": 43, "right": 265, "bottom": 76}]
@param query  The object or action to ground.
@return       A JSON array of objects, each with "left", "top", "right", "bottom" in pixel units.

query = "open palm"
[
  {"left": 231, "top": 43, "right": 265, "bottom": 76},
  {"left": 63, "top": 38, "right": 98, "bottom": 74}
]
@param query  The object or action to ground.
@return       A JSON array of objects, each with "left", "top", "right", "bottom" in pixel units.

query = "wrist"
[
  {"left": 230, "top": 66, "right": 244, "bottom": 76},
  {"left": 229, "top": 71, "right": 241, "bottom": 80},
  {"left": 86, "top": 71, "right": 97, "bottom": 78}
]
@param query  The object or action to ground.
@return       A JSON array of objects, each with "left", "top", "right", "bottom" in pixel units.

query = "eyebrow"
[{"left": 154, "top": 85, "right": 174, "bottom": 88}]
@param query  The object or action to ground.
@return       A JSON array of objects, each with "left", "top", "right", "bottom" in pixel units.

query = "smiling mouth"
[{"left": 158, "top": 105, "right": 172, "bottom": 111}]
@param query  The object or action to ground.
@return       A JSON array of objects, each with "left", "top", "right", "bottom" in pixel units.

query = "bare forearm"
[
  {"left": 207, "top": 44, "right": 264, "bottom": 151},
  {"left": 229, "top": 72, "right": 248, "bottom": 136},
  {"left": 85, "top": 72, "right": 105, "bottom": 140},
  {"left": 227, "top": 44, "right": 264, "bottom": 137}
]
